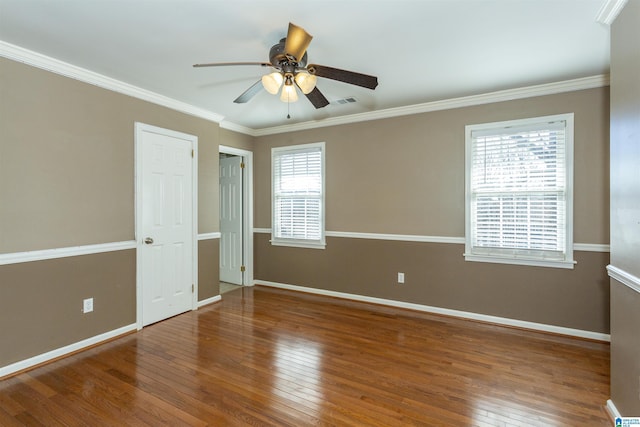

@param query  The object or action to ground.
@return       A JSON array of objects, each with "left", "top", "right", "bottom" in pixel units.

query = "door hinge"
[
  {"left": 240, "top": 265, "right": 246, "bottom": 272},
  {"left": 240, "top": 162, "right": 245, "bottom": 169},
  {"left": 191, "top": 149, "right": 194, "bottom": 158},
  {"left": 191, "top": 284, "right": 194, "bottom": 293}
]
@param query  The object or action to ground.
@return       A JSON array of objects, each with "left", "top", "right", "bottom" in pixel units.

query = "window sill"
[
  {"left": 463, "top": 253, "right": 576, "bottom": 269},
  {"left": 270, "top": 239, "right": 326, "bottom": 250}
]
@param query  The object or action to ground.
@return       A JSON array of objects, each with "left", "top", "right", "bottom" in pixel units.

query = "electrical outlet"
[
  {"left": 83, "top": 298, "right": 93, "bottom": 313},
  {"left": 397, "top": 272, "right": 405, "bottom": 284}
]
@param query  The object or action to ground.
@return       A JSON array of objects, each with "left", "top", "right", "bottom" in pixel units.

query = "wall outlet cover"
[{"left": 83, "top": 298, "right": 94, "bottom": 313}]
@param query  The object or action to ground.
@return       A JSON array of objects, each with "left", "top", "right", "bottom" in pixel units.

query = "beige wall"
[
  {"left": 199, "top": 239, "right": 220, "bottom": 301},
  {"left": 609, "top": 0, "right": 640, "bottom": 415},
  {"left": 254, "top": 87, "right": 610, "bottom": 333},
  {"left": 0, "top": 58, "right": 220, "bottom": 252},
  {"left": 221, "top": 128, "right": 254, "bottom": 152},
  {"left": 255, "top": 235, "right": 610, "bottom": 333},
  {"left": 0, "top": 57, "right": 221, "bottom": 367},
  {"left": 255, "top": 88, "right": 609, "bottom": 243},
  {"left": 0, "top": 250, "right": 136, "bottom": 367}
]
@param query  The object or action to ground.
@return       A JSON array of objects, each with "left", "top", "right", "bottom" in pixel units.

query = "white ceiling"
[{"left": 0, "top": 0, "right": 610, "bottom": 132}]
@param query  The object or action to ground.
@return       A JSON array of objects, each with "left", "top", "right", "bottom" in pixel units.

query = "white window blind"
[
  {"left": 465, "top": 114, "right": 574, "bottom": 268},
  {"left": 272, "top": 143, "right": 325, "bottom": 248}
]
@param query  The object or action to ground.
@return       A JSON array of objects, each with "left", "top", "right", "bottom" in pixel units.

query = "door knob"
[{"left": 144, "top": 237, "right": 154, "bottom": 244}]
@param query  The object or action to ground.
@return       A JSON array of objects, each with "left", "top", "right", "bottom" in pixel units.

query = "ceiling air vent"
[{"left": 333, "top": 97, "right": 357, "bottom": 105}]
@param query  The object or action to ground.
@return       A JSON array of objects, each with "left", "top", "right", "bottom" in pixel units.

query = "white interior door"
[
  {"left": 138, "top": 124, "right": 195, "bottom": 326},
  {"left": 219, "top": 155, "right": 243, "bottom": 284}
]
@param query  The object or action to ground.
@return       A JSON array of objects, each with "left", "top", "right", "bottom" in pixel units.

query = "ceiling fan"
[{"left": 193, "top": 23, "right": 378, "bottom": 110}]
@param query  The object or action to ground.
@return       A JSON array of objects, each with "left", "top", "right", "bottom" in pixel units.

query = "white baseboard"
[
  {"left": 606, "top": 399, "right": 621, "bottom": 420},
  {"left": 254, "top": 280, "right": 611, "bottom": 342},
  {"left": 0, "top": 324, "right": 137, "bottom": 379},
  {"left": 198, "top": 295, "right": 222, "bottom": 308}
]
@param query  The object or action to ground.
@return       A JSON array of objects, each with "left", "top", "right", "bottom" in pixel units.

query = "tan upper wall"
[
  {"left": 0, "top": 57, "right": 220, "bottom": 253},
  {"left": 255, "top": 87, "right": 610, "bottom": 244},
  {"left": 220, "top": 128, "right": 254, "bottom": 152}
]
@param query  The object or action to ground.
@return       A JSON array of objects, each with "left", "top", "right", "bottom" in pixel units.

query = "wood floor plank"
[{"left": 0, "top": 286, "right": 610, "bottom": 426}]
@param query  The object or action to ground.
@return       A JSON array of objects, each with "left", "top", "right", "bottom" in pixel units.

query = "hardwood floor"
[{"left": 0, "top": 286, "right": 610, "bottom": 426}]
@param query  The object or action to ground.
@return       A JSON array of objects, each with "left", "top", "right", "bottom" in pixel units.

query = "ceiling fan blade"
[
  {"left": 308, "top": 64, "right": 378, "bottom": 90},
  {"left": 193, "top": 62, "right": 271, "bottom": 68},
  {"left": 303, "top": 86, "right": 330, "bottom": 109},
  {"left": 284, "top": 23, "right": 313, "bottom": 62},
  {"left": 233, "top": 80, "right": 263, "bottom": 104}
]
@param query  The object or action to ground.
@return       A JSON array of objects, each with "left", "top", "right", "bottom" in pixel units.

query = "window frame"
[
  {"left": 464, "top": 113, "right": 575, "bottom": 269},
  {"left": 271, "top": 142, "right": 326, "bottom": 249}
]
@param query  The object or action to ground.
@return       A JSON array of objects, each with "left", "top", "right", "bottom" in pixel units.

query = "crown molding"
[
  {"left": 252, "top": 74, "right": 610, "bottom": 136},
  {"left": 0, "top": 40, "right": 224, "bottom": 123},
  {"left": 219, "top": 120, "right": 257, "bottom": 136},
  {"left": 595, "top": 0, "right": 628, "bottom": 25},
  {"left": 1, "top": 40, "right": 609, "bottom": 137}
]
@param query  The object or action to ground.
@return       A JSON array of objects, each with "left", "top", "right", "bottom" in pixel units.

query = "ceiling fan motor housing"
[{"left": 269, "top": 38, "right": 308, "bottom": 69}]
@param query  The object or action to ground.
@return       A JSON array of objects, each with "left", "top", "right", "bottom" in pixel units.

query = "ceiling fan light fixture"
[
  {"left": 261, "top": 72, "right": 283, "bottom": 94},
  {"left": 294, "top": 72, "right": 317, "bottom": 94},
  {"left": 280, "top": 77, "right": 299, "bottom": 103}
]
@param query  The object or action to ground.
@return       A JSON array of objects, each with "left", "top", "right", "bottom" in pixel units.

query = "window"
[
  {"left": 272, "top": 142, "right": 325, "bottom": 249},
  {"left": 464, "top": 114, "right": 574, "bottom": 269}
]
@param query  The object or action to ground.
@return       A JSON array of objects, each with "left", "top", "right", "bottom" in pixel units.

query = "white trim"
[
  {"left": 134, "top": 123, "right": 199, "bottom": 329},
  {"left": 219, "top": 145, "right": 254, "bottom": 286},
  {"left": 0, "top": 324, "right": 136, "bottom": 379},
  {"left": 198, "top": 232, "right": 221, "bottom": 240},
  {"left": 596, "top": 0, "right": 628, "bottom": 25},
  {"left": 0, "top": 241, "right": 136, "bottom": 266},
  {"left": 252, "top": 75, "right": 609, "bottom": 136},
  {"left": 326, "top": 231, "right": 465, "bottom": 244},
  {"left": 606, "top": 399, "right": 621, "bottom": 420},
  {"left": 0, "top": 41, "right": 223, "bottom": 124},
  {"left": 255, "top": 280, "right": 610, "bottom": 342},
  {"left": 270, "top": 240, "right": 326, "bottom": 250},
  {"left": 197, "top": 295, "right": 222, "bottom": 308},
  {"left": 271, "top": 142, "right": 326, "bottom": 249},
  {"left": 463, "top": 254, "right": 577, "bottom": 269},
  {"left": 219, "top": 121, "right": 255, "bottom": 136},
  {"left": 464, "top": 113, "right": 575, "bottom": 270},
  {"left": 607, "top": 264, "right": 640, "bottom": 294},
  {"left": 254, "top": 228, "right": 609, "bottom": 251},
  {"left": 574, "top": 243, "right": 610, "bottom": 252}
]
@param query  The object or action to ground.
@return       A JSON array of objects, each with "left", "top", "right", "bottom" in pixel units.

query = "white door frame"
[
  {"left": 135, "top": 122, "right": 199, "bottom": 329},
  {"left": 219, "top": 145, "right": 253, "bottom": 286}
]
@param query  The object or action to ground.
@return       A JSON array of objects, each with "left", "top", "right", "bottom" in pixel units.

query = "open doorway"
[{"left": 219, "top": 145, "right": 253, "bottom": 291}]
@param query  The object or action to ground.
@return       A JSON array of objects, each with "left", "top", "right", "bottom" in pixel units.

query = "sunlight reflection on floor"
[
  {"left": 272, "top": 336, "right": 324, "bottom": 413},
  {"left": 472, "top": 396, "right": 560, "bottom": 427}
]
